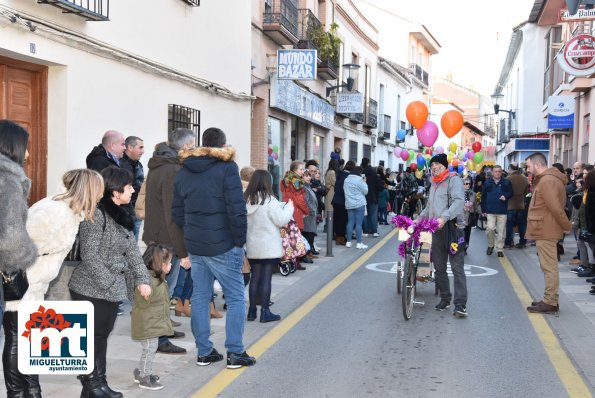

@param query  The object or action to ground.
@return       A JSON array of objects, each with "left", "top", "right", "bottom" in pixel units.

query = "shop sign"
[
  {"left": 270, "top": 78, "right": 334, "bottom": 129},
  {"left": 557, "top": 34, "right": 595, "bottom": 76},
  {"left": 277, "top": 49, "right": 317, "bottom": 80},
  {"left": 548, "top": 95, "right": 575, "bottom": 129},
  {"left": 560, "top": 8, "right": 595, "bottom": 22},
  {"left": 336, "top": 92, "right": 364, "bottom": 113}
]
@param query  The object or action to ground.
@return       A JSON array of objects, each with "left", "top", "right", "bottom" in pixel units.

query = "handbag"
[
  {"left": 579, "top": 230, "right": 595, "bottom": 244},
  {"left": 1, "top": 270, "right": 29, "bottom": 301},
  {"left": 64, "top": 233, "right": 81, "bottom": 262},
  {"left": 280, "top": 220, "right": 307, "bottom": 261}
]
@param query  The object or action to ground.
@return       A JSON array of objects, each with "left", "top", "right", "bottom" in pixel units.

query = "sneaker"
[
  {"left": 435, "top": 299, "right": 450, "bottom": 311},
  {"left": 197, "top": 348, "right": 224, "bottom": 366},
  {"left": 345, "top": 241, "right": 352, "bottom": 248},
  {"left": 116, "top": 304, "right": 124, "bottom": 316},
  {"left": 372, "top": 233, "right": 380, "bottom": 237},
  {"left": 570, "top": 266, "right": 586, "bottom": 274},
  {"left": 226, "top": 351, "right": 256, "bottom": 369},
  {"left": 569, "top": 258, "right": 582, "bottom": 265},
  {"left": 362, "top": 233, "right": 369, "bottom": 237},
  {"left": 133, "top": 368, "right": 160, "bottom": 384},
  {"left": 453, "top": 305, "right": 468, "bottom": 317},
  {"left": 138, "top": 375, "right": 163, "bottom": 391},
  {"left": 577, "top": 269, "right": 595, "bottom": 277},
  {"left": 356, "top": 242, "right": 368, "bottom": 249}
]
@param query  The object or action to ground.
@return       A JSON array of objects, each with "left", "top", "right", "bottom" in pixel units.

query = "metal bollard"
[{"left": 326, "top": 210, "right": 334, "bottom": 257}]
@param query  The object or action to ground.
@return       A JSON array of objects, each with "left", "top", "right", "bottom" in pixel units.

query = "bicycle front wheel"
[
  {"left": 401, "top": 254, "right": 416, "bottom": 320},
  {"left": 400, "top": 201, "right": 409, "bottom": 216}
]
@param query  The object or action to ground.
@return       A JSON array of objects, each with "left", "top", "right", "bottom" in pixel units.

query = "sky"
[{"left": 355, "top": 0, "right": 537, "bottom": 96}]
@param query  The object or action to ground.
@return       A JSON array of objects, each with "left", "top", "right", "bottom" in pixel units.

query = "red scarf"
[{"left": 432, "top": 169, "right": 449, "bottom": 183}]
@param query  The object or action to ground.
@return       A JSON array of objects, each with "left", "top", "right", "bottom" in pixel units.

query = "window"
[
  {"left": 351, "top": 53, "right": 359, "bottom": 91},
  {"left": 363, "top": 144, "right": 371, "bottom": 161},
  {"left": 585, "top": 113, "right": 590, "bottom": 144},
  {"left": 349, "top": 140, "right": 358, "bottom": 163},
  {"left": 268, "top": 117, "right": 283, "bottom": 198},
  {"left": 168, "top": 104, "right": 200, "bottom": 146}
]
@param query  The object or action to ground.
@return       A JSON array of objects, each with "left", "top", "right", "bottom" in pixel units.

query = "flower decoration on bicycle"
[{"left": 392, "top": 215, "right": 440, "bottom": 258}]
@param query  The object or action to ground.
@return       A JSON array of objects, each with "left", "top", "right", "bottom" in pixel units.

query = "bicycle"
[{"left": 394, "top": 216, "right": 439, "bottom": 320}]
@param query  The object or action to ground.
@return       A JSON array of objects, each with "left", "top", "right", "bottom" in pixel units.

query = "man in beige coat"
[{"left": 525, "top": 153, "right": 572, "bottom": 314}]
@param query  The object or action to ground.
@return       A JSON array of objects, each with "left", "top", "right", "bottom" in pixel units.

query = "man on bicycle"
[
  {"left": 418, "top": 153, "right": 468, "bottom": 317},
  {"left": 400, "top": 167, "right": 419, "bottom": 218}
]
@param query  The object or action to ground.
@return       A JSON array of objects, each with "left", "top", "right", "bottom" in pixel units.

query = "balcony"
[
  {"left": 349, "top": 112, "right": 364, "bottom": 125},
  {"left": 37, "top": 0, "right": 109, "bottom": 21},
  {"left": 263, "top": 0, "right": 299, "bottom": 45},
  {"left": 295, "top": 9, "right": 339, "bottom": 80},
  {"left": 364, "top": 98, "right": 378, "bottom": 128},
  {"left": 410, "top": 63, "right": 429, "bottom": 86},
  {"left": 380, "top": 114, "right": 391, "bottom": 140}
]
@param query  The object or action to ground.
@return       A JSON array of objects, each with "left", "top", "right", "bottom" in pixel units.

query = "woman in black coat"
[{"left": 332, "top": 160, "right": 355, "bottom": 245}]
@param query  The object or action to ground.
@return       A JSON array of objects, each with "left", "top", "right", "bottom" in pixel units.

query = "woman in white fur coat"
[
  {"left": 3, "top": 169, "right": 103, "bottom": 398},
  {"left": 245, "top": 170, "right": 294, "bottom": 323}
]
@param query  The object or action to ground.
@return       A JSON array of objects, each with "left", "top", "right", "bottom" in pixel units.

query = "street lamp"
[
  {"left": 491, "top": 93, "right": 517, "bottom": 143},
  {"left": 326, "top": 63, "right": 361, "bottom": 97}
]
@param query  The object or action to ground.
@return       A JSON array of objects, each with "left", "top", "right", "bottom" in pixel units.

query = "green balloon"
[
  {"left": 473, "top": 152, "right": 484, "bottom": 164},
  {"left": 272, "top": 145, "right": 279, "bottom": 154}
]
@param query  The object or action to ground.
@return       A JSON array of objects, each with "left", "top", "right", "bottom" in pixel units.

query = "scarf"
[
  {"left": 283, "top": 170, "right": 304, "bottom": 191},
  {"left": 432, "top": 169, "right": 450, "bottom": 184}
]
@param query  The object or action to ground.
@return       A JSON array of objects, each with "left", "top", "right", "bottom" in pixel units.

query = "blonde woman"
[{"left": 2, "top": 169, "right": 104, "bottom": 398}]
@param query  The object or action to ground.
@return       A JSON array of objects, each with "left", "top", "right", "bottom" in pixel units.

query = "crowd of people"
[{"left": 1, "top": 115, "right": 594, "bottom": 396}]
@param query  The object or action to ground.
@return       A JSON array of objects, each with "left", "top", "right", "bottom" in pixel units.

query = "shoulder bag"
[{"left": 1, "top": 270, "right": 29, "bottom": 301}]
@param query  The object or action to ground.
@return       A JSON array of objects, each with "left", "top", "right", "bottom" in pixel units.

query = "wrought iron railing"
[
  {"left": 410, "top": 63, "right": 429, "bottom": 86},
  {"left": 263, "top": 0, "right": 299, "bottom": 40},
  {"left": 297, "top": 9, "right": 321, "bottom": 44},
  {"left": 364, "top": 98, "right": 378, "bottom": 128},
  {"left": 37, "top": 0, "right": 109, "bottom": 21},
  {"left": 381, "top": 114, "right": 391, "bottom": 138},
  {"left": 168, "top": 104, "right": 201, "bottom": 147}
]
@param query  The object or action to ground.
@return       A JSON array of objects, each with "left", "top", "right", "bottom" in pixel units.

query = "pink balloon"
[
  {"left": 400, "top": 150, "right": 410, "bottom": 161},
  {"left": 416, "top": 121, "right": 439, "bottom": 147},
  {"left": 393, "top": 147, "right": 402, "bottom": 157},
  {"left": 467, "top": 150, "right": 474, "bottom": 158},
  {"left": 434, "top": 145, "right": 444, "bottom": 154}
]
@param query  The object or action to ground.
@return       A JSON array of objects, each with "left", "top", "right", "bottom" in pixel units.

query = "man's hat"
[{"left": 430, "top": 153, "right": 448, "bottom": 168}]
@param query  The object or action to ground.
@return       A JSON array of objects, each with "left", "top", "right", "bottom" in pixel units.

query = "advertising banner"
[
  {"left": 277, "top": 49, "right": 317, "bottom": 80},
  {"left": 548, "top": 95, "right": 575, "bottom": 129},
  {"left": 336, "top": 92, "right": 364, "bottom": 114}
]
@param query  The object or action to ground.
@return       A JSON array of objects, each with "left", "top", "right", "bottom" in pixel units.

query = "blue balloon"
[
  {"left": 397, "top": 129, "right": 406, "bottom": 141},
  {"left": 449, "top": 165, "right": 454, "bottom": 172},
  {"left": 417, "top": 157, "right": 425, "bottom": 168},
  {"left": 457, "top": 164, "right": 464, "bottom": 173}
]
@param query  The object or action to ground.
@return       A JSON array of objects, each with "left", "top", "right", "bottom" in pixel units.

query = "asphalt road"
[{"left": 221, "top": 229, "right": 569, "bottom": 398}]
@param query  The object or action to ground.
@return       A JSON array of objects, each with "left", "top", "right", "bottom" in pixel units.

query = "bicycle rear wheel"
[
  {"left": 401, "top": 255, "right": 416, "bottom": 320},
  {"left": 400, "top": 201, "right": 409, "bottom": 216},
  {"left": 396, "top": 262, "right": 402, "bottom": 294}
]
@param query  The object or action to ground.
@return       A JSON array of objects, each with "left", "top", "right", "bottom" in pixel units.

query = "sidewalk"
[
  {"left": 0, "top": 222, "right": 394, "bottom": 397},
  {"left": 505, "top": 235, "right": 595, "bottom": 389}
]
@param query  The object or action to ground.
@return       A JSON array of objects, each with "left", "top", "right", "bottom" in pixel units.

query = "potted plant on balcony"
[{"left": 312, "top": 22, "right": 340, "bottom": 79}]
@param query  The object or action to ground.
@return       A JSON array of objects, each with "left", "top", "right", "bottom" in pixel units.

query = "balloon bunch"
[
  {"left": 268, "top": 145, "right": 280, "bottom": 162},
  {"left": 444, "top": 141, "right": 484, "bottom": 174}
]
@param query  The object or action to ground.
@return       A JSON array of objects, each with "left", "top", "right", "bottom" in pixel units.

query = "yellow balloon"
[
  {"left": 449, "top": 142, "right": 458, "bottom": 153},
  {"left": 466, "top": 160, "right": 474, "bottom": 170},
  {"left": 424, "top": 154, "right": 431, "bottom": 160},
  {"left": 415, "top": 170, "right": 423, "bottom": 179},
  {"left": 475, "top": 164, "right": 482, "bottom": 172},
  {"left": 447, "top": 153, "right": 453, "bottom": 162}
]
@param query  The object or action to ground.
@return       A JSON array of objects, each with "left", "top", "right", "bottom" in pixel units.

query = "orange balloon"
[
  {"left": 406, "top": 101, "right": 429, "bottom": 129},
  {"left": 452, "top": 158, "right": 459, "bottom": 167},
  {"left": 441, "top": 110, "right": 464, "bottom": 138}
]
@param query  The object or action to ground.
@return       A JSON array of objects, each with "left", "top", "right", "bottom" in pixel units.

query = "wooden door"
[{"left": 0, "top": 56, "right": 48, "bottom": 204}]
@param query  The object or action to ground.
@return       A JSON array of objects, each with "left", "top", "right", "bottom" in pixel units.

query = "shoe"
[
  {"left": 335, "top": 236, "right": 346, "bottom": 246},
  {"left": 570, "top": 266, "right": 586, "bottom": 274},
  {"left": 435, "top": 299, "right": 450, "bottom": 311},
  {"left": 573, "top": 255, "right": 580, "bottom": 260},
  {"left": 362, "top": 233, "right": 369, "bottom": 237},
  {"left": 138, "top": 375, "right": 163, "bottom": 391},
  {"left": 260, "top": 308, "right": 281, "bottom": 323},
  {"left": 301, "top": 256, "right": 313, "bottom": 264},
  {"left": 170, "top": 298, "right": 177, "bottom": 309},
  {"left": 486, "top": 247, "right": 494, "bottom": 255},
  {"left": 133, "top": 368, "right": 160, "bottom": 384},
  {"left": 175, "top": 298, "right": 191, "bottom": 317},
  {"left": 497, "top": 252, "right": 504, "bottom": 258},
  {"left": 586, "top": 278, "right": 595, "bottom": 283},
  {"left": 311, "top": 249, "right": 320, "bottom": 255},
  {"left": 210, "top": 302, "right": 223, "bottom": 319},
  {"left": 569, "top": 258, "right": 582, "bottom": 265},
  {"left": 226, "top": 351, "right": 256, "bottom": 369},
  {"left": 590, "top": 290, "right": 595, "bottom": 295},
  {"left": 170, "top": 317, "right": 181, "bottom": 327},
  {"left": 156, "top": 341, "right": 186, "bottom": 355},
  {"left": 373, "top": 233, "right": 380, "bottom": 237},
  {"left": 527, "top": 301, "right": 559, "bottom": 314},
  {"left": 116, "top": 304, "right": 124, "bottom": 316},
  {"left": 577, "top": 270, "right": 595, "bottom": 277},
  {"left": 295, "top": 261, "right": 306, "bottom": 270},
  {"left": 247, "top": 307, "right": 257, "bottom": 321},
  {"left": 168, "top": 330, "right": 185, "bottom": 339},
  {"left": 356, "top": 242, "right": 368, "bottom": 249},
  {"left": 515, "top": 243, "right": 527, "bottom": 249},
  {"left": 504, "top": 244, "right": 513, "bottom": 249},
  {"left": 197, "top": 348, "right": 224, "bottom": 366},
  {"left": 453, "top": 305, "right": 468, "bottom": 317},
  {"left": 345, "top": 241, "right": 352, "bottom": 248},
  {"left": 307, "top": 253, "right": 318, "bottom": 259}
]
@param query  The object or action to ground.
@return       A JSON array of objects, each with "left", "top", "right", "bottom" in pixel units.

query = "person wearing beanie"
[{"left": 418, "top": 153, "right": 468, "bottom": 317}]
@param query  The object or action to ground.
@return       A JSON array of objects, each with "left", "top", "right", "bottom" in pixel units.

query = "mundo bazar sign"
[
  {"left": 557, "top": 34, "right": 595, "bottom": 76},
  {"left": 277, "top": 49, "right": 317, "bottom": 80}
]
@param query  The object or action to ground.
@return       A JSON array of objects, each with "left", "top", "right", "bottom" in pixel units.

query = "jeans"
[
  {"left": 378, "top": 207, "right": 388, "bottom": 224},
  {"left": 166, "top": 256, "right": 182, "bottom": 298},
  {"left": 505, "top": 209, "right": 527, "bottom": 246},
  {"left": 132, "top": 218, "right": 142, "bottom": 242},
  {"left": 139, "top": 338, "right": 159, "bottom": 378},
  {"left": 363, "top": 203, "right": 378, "bottom": 234},
  {"left": 173, "top": 267, "right": 193, "bottom": 301},
  {"left": 346, "top": 206, "right": 366, "bottom": 243},
  {"left": 190, "top": 246, "right": 246, "bottom": 356},
  {"left": 432, "top": 226, "right": 467, "bottom": 305}
]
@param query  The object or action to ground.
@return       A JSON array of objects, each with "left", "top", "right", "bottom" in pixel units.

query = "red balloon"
[
  {"left": 472, "top": 141, "right": 482, "bottom": 152},
  {"left": 268, "top": 147, "right": 273, "bottom": 155},
  {"left": 406, "top": 101, "right": 429, "bottom": 129},
  {"left": 425, "top": 148, "right": 433, "bottom": 155},
  {"left": 440, "top": 110, "right": 464, "bottom": 138},
  {"left": 410, "top": 163, "right": 418, "bottom": 171}
]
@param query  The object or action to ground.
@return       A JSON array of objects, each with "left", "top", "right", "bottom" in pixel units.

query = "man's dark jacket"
[
  {"left": 143, "top": 143, "right": 188, "bottom": 259},
  {"left": 172, "top": 146, "right": 247, "bottom": 257},
  {"left": 120, "top": 153, "right": 144, "bottom": 207},
  {"left": 363, "top": 166, "right": 383, "bottom": 204},
  {"left": 481, "top": 177, "right": 513, "bottom": 214},
  {"left": 86, "top": 144, "right": 118, "bottom": 172}
]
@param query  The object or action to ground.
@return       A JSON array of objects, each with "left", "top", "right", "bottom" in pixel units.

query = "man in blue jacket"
[
  {"left": 481, "top": 165, "right": 513, "bottom": 257},
  {"left": 172, "top": 127, "right": 255, "bottom": 369}
]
